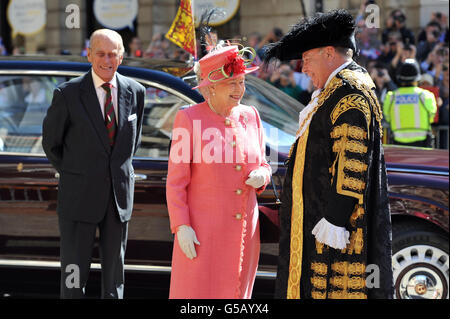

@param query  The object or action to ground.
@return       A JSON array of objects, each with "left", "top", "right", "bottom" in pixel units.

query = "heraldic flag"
[{"left": 165, "top": 0, "right": 197, "bottom": 58}]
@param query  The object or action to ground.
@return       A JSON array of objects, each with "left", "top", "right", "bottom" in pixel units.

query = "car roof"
[
  {"left": 0, "top": 55, "right": 193, "bottom": 75},
  {"left": 0, "top": 55, "right": 203, "bottom": 104},
  {"left": 384, "top": 145, "right": 449, "bottom": 174}
]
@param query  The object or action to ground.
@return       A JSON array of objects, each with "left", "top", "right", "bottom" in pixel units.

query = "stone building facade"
[{"left": 0, "top": 0, "right": 447, "bottom": 56}]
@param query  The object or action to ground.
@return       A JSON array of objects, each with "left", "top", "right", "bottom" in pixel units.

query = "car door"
[
  {"left": 0, "top": 73, "right": 69, "bottom": 263},
  {"left": 126, "top": 80, "right": 197, "bottom": 268}
]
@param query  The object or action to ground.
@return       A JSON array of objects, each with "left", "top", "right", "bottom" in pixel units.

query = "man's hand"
[
  {"left": 312, "top": 217, "right": 350, "bottom": 250},
  {"left": 176, "top": 225, "right": 200, "bottom": 260}
]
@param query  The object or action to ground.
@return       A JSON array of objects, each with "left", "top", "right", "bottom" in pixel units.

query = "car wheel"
[{"left": 392, "top": 221, "right": 449, "bottom": 299}]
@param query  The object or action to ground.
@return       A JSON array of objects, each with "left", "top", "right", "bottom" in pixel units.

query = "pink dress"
[{"left": 166, "top": 102, "right": 271, "bottom": 299}]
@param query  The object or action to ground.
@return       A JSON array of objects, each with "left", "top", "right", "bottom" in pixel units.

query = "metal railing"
[{"left": 433, "top": 125, "right": 449, "bottom": 150}]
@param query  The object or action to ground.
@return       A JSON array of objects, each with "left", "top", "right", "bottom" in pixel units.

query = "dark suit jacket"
[{"left": 42, "top": 70, "right": 145, "bottom": 223}]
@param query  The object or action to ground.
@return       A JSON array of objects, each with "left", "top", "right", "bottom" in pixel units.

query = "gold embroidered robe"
[{"left": 275, "top": 62, "right": 393, "bottom": 299}]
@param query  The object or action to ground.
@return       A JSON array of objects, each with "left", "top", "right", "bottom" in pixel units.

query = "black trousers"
[
  {"left": 394, "top": 135, "right": 432, "bottom": 148},
  {"left": 58, "top": 194, "right": 128, "bottom": 299}
]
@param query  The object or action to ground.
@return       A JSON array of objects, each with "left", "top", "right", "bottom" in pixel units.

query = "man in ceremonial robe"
[{"left": 264, "top": 9, "right": 393, "bottom": 299}]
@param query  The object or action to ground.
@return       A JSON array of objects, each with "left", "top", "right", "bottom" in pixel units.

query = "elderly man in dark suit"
[{"left": 42, "top": 29, "right": 145, "bottom": 299}]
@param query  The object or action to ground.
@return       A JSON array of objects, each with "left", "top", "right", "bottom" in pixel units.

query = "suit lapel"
[
  {"left": 115, "top": 73, "right": 133, "bottom": 144},
  {"left": 80, "top": 70, "right": 111, "bottom": 153}
]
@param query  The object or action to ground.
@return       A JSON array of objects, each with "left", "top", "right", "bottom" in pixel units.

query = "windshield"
[{"left": 242, "top": 76, "right": 303, "bottom": 155}]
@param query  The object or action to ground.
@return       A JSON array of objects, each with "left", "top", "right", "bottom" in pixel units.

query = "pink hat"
[{"left": 193, "top": 45, "right": 259, "bottom": 90}]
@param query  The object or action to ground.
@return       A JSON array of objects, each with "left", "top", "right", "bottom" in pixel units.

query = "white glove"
[
  {"left": 245, "top": 168, "right": 267, "bottom": 189},
  {"left": 311, "top": 217, "right": 350, "bottom": 250},
  {"left": 176, "top": 225, "right": 200, "bottom": 260}
]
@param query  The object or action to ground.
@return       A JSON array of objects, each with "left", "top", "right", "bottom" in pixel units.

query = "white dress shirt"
[{"left": 91, "top": 69, "right": 119, "bottom": 124}]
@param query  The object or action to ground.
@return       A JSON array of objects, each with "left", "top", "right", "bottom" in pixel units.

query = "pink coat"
[{"left": 166, "top": 102, "right": 271, "bottom": 299}]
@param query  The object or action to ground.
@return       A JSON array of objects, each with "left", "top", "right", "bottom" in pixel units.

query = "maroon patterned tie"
[{"left": 101, "top": 83, "right": 117, "bottom": 146}]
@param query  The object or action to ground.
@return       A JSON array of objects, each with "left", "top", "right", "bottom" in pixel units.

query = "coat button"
[
  {"left": 235, "top": 213, "right": 242, "bottom": 220},
  {"left": 230, "top": 141, "right": 236, "bottom": 147},
  {"left": 225, "top": 118, "right": 231, "bottom": 126},
  {"left": 235, "top": 189, "right": 242, "bottom": 195},
  {"left": 235, "top": 164, "right": 242, "bottom": 171}
]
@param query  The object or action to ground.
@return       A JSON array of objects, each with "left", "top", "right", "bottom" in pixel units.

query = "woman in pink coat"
[{"left": 166, "top": 45, "right": 272, "bottom": 299}]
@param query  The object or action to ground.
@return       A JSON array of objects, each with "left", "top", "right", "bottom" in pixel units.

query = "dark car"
[{"left": 0, "top": 56, "right": 448, "bottom": 299}]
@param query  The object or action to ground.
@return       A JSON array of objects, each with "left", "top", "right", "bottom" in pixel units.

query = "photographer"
[
  {"left": 417, "top": 21, "right": 442, "bottom": 62},
  {"left": 390, "top": 41, "right": 417, "bottom": 85},
  {"left": 370, "top": 62, "right": 398, "bottom": 104},
  {"left": 421, "top": 43, "right": 449, "bottom": 84},
  {"left": 257, "top": 27, "right": 283, "bottom": 59},
  {"left": 377, "top": 31, "right": 401, "bottom": 66},
  {"left": 381, "top": 9, "right": 416, "bottom": 47},
  {"left": 269, "top": 63, "right": 304, "bottom": 103},
  {"left": 418, "top": 12, "right": 449, "bottom": 44}
]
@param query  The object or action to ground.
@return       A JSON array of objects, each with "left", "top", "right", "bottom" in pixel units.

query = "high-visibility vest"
[{"left": 383, "top": 86, "right": 437, "bottom": 143}]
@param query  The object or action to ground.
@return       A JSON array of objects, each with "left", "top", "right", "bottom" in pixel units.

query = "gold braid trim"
[
  {"left": 343, "top": 158, "right": 368, "bottom": 173},
  {"left": 332, "top": 262, "right": 366, "bottom": 276},
  {"left": 315, "top": 240, "right": 325, "bottom": 254},
  {"left": 311, "top": 276, "right": 328, "bottom": 290},
  {"left": 330, "top": 276, "right": 366, "bottom": 290},
  {"left": 287, "top": 78, "right": 344, "bottom": 299},
  {"left": 331, "top": 124, "right": 368, "bottom": 140},
  {"left": 317, "top": 76, "right": 344, "bottom": 107},
  {"left": 332, "top": 139, "right": 367, "bottom": 154},
  {"left": 345, "top": 228, "right": 364, "bottom": 255},
  {"left": 338, "top": 69, "right": 383, "bottom": 136},
  {"left": 349, "top": 204, "right": 365, "bottom": 227},
  {"left": 311, "top": 291, "right": 327, "bottom": 299},
  {"left": 329, "top": 290, "right": 367, "bottom": 299},
  {"left": 342, "top": 176, "right": 366, "bottom": 192},
  {"left": 331, "top": 124, "right": 367, "bottom": 203},
  {"left": 295, "top": 77, "right": 343, "bottom": 138},
  {"left": 287, "top": 130, "right": 309, "bottom": 299},
  {"left": 311, "top": 262, "right": 328, "bottom": 276},
  {"left": 330, "top": 94, "right": 371, "bottom": 131}
]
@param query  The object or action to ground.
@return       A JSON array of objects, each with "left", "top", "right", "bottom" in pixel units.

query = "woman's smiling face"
[{"left": 210, "top": 74, "right": 246, "bottom": 109}]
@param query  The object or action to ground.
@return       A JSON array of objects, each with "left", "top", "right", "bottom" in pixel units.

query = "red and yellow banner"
[{"left": 165, "top": 0, "right": 197, "bottom": 58}]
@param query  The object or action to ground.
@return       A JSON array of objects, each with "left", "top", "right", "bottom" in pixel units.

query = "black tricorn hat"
[{"left": 263, "top": 9, "right": 358, "bottom": 63}]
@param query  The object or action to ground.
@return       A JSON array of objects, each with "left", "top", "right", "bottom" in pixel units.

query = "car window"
[
  {"left": 242, "top": 76, "right": 303, "bottom": 154},
  {"left": 0, "top": 75, "right": 66, "bottom": 154},
  {"left": 135, "top": 85, "right": 192, "bottom": 159}
]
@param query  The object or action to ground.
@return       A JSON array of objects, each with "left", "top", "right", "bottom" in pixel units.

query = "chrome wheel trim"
[{"left": 392, "top": 245, "right": 449, "bottom": 299}]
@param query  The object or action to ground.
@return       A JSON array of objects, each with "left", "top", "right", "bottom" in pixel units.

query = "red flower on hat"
[{"left": 223, "top": 51, "right": 246, "bottom": 77}]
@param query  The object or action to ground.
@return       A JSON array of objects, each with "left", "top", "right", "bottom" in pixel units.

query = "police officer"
[{"left": 383, "top": 59, "right": 437, "bottom": 147}]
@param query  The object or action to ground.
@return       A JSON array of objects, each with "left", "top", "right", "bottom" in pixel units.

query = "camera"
[
  {"left": 394, "top": 14, "right": 406, "bottom": 23},
  {"left": 432, "top": 30, "right": 441, "bottom": 39},
  {"left": 280, "top": 70, "right": 291, "bottom": 78},
  {"left": 377, "top": 70, "right": 384, "bottom": 77},
  {"left": 436, "top": 47, "right": 448, "bottom": 57}
]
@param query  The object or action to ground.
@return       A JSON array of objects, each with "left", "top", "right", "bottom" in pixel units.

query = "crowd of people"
[
  {"left": 2, "top": 5, "right": 448, "bottom": 148},
  {"left": 121, "top": 6, "right": 449, "bottom": 148},
  {"left": 246, "top": 7, "right": 448, "bottom": 148}
]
